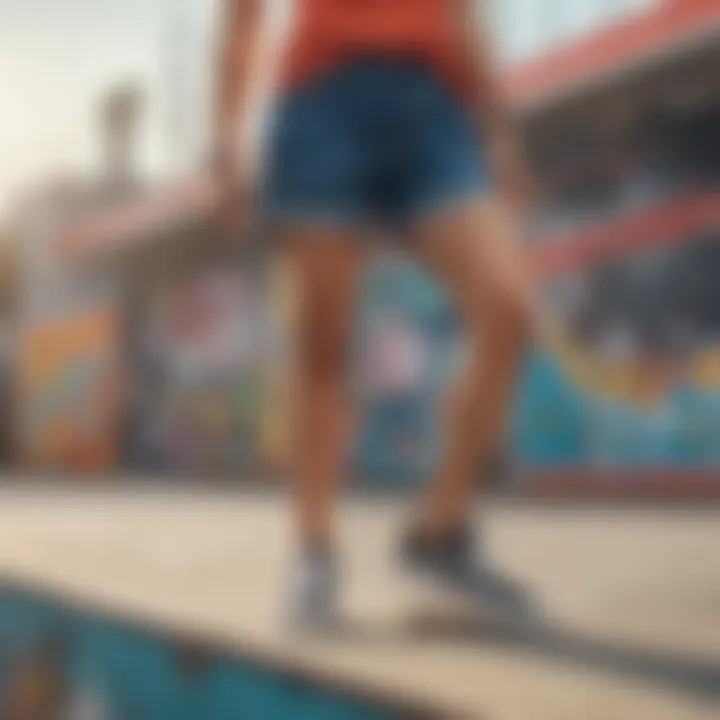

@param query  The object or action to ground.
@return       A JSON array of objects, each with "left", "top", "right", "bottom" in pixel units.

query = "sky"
[
  {"left": 0, "top": 0, "right": 657, "bottom": 219},
  {"left": 0, "top": 0, "right": 219, "bottom": 216}
]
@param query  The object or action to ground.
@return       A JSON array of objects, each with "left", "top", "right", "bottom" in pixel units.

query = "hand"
[{"left": 209, "top": 141, "right": 254, "bottom": 240}]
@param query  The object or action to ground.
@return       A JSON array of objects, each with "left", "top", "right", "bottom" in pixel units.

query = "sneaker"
[
  {"left": 401, "top": 524, "right": 538, "bottom": 625},
  {"left": 286, "top": 547, "right": 339, "bottom": 633}
]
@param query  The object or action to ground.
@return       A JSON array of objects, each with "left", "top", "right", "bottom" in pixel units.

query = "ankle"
[
  {"left": 299, "top": 531, "right": 334, "bottom": 557},
  {"left": 412, "top": 515, "right": 471, "bottom": 547},
  {"left": 416, "top": 504, "right": 471, "bottom": 540}
]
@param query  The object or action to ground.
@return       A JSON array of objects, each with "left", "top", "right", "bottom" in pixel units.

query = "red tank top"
[{"left": 281, "top": 0, "right": 471, "bottom": 98}]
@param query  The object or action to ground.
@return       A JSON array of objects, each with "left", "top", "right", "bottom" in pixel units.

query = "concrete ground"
[{"left": 0, "top": 483, "right": 718, "bottom": 719}]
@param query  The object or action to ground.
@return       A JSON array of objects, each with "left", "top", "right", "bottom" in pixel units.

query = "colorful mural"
[
  {"left": 137, "top": 267, "right": 265, "bottom": 473},
  {"left": 351, "top": 242, "right": 720, "bottom": 485},
  {"left": 17, "top": 307, "right": 122, "bottom": 471},
  {"left": 518, "top": 343, "right": 720, "bottom": 470}
]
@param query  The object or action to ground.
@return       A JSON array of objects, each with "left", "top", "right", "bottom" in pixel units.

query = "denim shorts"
[{"left": 264, "top": 58, "right": 491, "bottom": 229}]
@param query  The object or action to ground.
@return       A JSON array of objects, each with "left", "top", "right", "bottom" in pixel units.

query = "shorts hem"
[
  {"left": 401, "top": 180, "right": 493, "bottom": 225},
  {"left": 266, "top": 204, "right": 371, "bottom": 234}
]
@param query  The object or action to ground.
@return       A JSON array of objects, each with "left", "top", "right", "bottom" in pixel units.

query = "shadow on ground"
[{"left": 332, "top": 612, "right": 720, "bottom": 705}]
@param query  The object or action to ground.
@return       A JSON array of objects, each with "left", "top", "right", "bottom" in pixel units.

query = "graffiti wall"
[
  {"left": 515, "top": 348, "right": 720, "bottom": 470},
  {"left": 16, "top": 307, "right": 122, "bottom": 471},
  {"left": 353, "top": 259, "right": 451, "bottom": 483},
  {"left": 133, "top": 266, "right": 265, "bottom": 474},
  {"left": 351, "top": 237, "right": 720, "bottom": 491},
  {"left": 518, "top": 234, "right": 720, "bottom": 486}
]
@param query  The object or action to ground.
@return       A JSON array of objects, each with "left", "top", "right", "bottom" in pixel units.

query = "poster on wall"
[
  {"left": 17, "top": 307, "right": 122, "bottom": 471},
  {"left": 139, "top": 266, "right": 265, "bottom": 474}
]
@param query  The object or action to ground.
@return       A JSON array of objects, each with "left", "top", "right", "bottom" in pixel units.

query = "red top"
[{"left": 281, "top": 0, "right": 472, "bottom": 98}]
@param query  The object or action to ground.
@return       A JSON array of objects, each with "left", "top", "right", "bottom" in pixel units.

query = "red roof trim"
[
  {"left": 505, "top": 0, "right": 720, "bottom": 110},
  {"left": 532, "top": 192, "right": 720, "bottom": 277}
]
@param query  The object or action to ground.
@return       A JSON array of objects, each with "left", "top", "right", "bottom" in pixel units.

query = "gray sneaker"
[
  {"left": 401, "top": 525, "right": 538, "bottom": 625},
  {"left": 287, "top": 548, "right": 339, "bottom": 632}
]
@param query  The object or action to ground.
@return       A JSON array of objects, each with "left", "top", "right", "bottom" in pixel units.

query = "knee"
[
  {"left": 296, "top": 306, "right": 349, "bottom": 386},
  {"left": 502, "top": 286, "right": 533, "bottom": 340},
  {"left": 476, "top": 283, "right": 533, "bottom": 350}
]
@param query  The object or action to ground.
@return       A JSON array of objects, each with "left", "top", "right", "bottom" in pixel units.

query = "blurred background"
[
  {"left": 1, "top": 3, "right": 720, "bottom": 719},
  {"left": 0, "top": 0, "right": 719, "bottom": 496}
]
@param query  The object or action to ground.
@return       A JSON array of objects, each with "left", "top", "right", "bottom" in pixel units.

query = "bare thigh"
[
  {"left": 413, "top": 197, "right": 535, "bottom": 332},
  {"left": 282, "top": 227, "right": 366, "bottom": 378}
]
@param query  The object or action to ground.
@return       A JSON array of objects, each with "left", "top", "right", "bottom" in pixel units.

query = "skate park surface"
[{"left": 0, "top": 483, "right": 718, "bottom": 719}]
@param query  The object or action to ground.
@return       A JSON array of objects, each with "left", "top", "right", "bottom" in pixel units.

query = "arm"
[
  {"left": 452, "top": 0, "right": 507, "bottom": 133},
  {"left": 452, "top": 0, "right": 532, "bottom": 204},
  {"left": 213, "top": 0, "right": 263, "bottom": 170}
]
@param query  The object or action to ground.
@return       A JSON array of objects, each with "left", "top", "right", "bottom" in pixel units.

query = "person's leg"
[
  {"left": 414, "top": 196, "right": 534, "bottom": 537},
  {"left": 279, "top": 229, "right": 365, "bottom": 630},
  {"left": 263, "top": 61, "right": 380, "bottom": 628},
  {"left": 382, "top": 62, "right": 538, "bottom": 615},
  {"left": 387, "top": 63, "right": 535, "bottom": 534},
  {"left": 398, "top": 197, "right": 539, "bottom": 619},
  {"left": 285, "top": 231, "right": 365, "bottom": 551}
]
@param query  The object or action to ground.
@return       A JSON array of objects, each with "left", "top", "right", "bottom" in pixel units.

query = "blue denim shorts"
[{"left": 264, "top": 58, "right": 490, "bottom": 229}]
